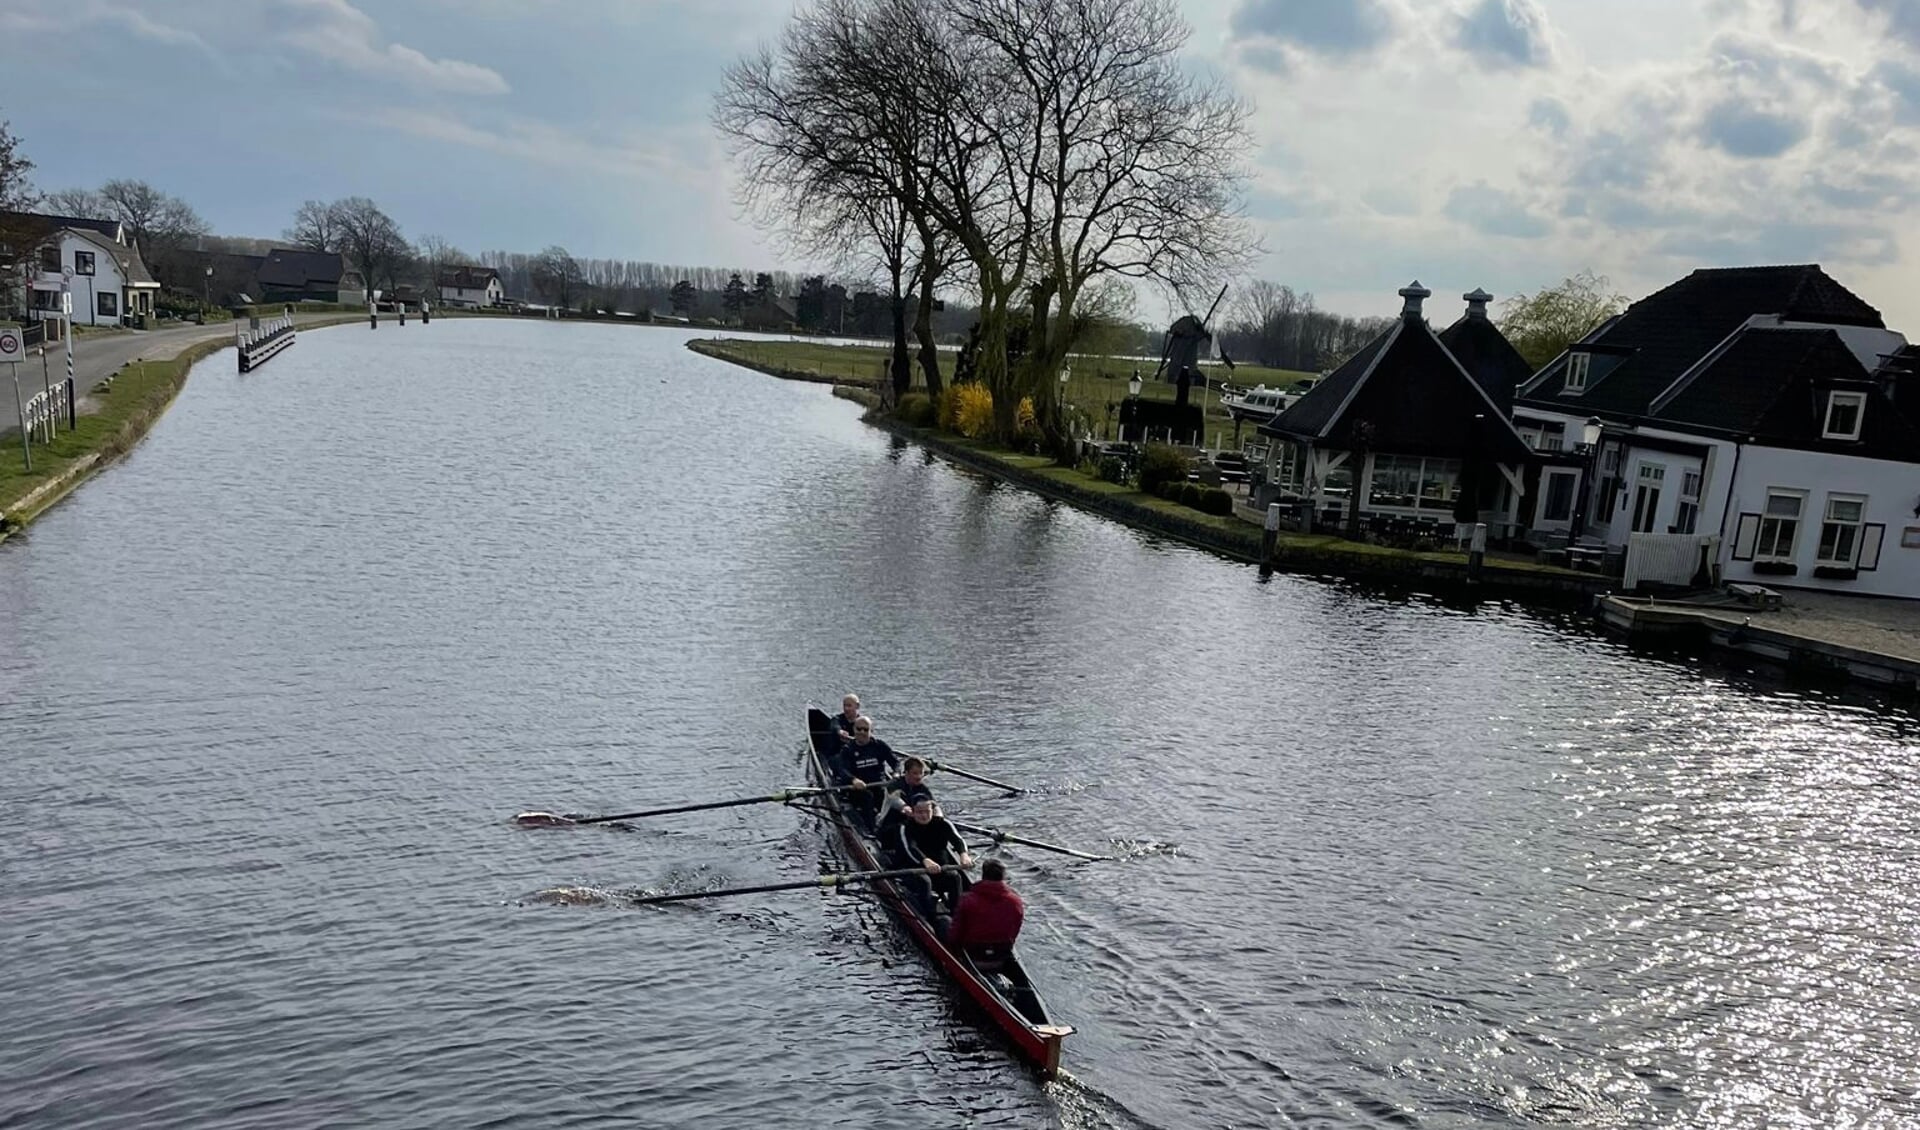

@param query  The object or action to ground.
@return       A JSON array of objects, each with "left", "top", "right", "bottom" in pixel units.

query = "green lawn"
[{"left": 704, "top": 337, "right": 1318, "bottom": 448}]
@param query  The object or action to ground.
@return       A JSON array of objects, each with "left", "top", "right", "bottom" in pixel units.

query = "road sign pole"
[{"left": 11, "top": 363, "right": 29, "bottom": 471}]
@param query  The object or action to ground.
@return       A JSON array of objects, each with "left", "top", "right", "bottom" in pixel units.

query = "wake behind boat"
[{"left": 804, "top": 707, "right": 1073, "bottom": 1077}]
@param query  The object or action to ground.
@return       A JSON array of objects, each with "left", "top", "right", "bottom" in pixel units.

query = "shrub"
[
  {"left": 1197, "top": 488, "right": 1234, "bottom": 515},
  {"left": 896, "top": 392, "right": 936, "bottom": 428},
  {"left": 1014, "top": 396, "right": 1037, "bottom": 439},
  {"left": 1138, "top": 444, "right": 1191, "bottom": 495},
  {"left": 1097, "top": 456, "right": 1127, "bottom": 484},
  {"left": 1179, "top": 482, "right": 1203, "bottom": 507},
  {"left": 945, "top": 383, "right": 995, "bottom": 438}
]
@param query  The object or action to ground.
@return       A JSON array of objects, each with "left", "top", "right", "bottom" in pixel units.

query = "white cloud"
[
  {"left": 277, "top": 0, "right": 509, "bottom": 95},
  {"left": 1, "top": 1, "right": 210, "bottom": 52},
  {"left": 1454, "top": 0, "right": 1555, "bottom": 70}
]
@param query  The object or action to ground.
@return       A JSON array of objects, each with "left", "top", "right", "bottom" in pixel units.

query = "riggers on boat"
[{"left": 805, "top": 707, "right": 1072, "bottom": 1078}]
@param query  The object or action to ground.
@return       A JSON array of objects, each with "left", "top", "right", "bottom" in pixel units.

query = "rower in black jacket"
[
  {"left": 893, "top": 796, "right": 973, "bottom": 917},
  {"left": 839, "top": 718, "right": 899, "bottom": 831}
]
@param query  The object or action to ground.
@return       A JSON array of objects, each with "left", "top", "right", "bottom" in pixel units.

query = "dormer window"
[
  {"left": 1823, "top": 390, "right": 1866, "bottom": 440},
  {"left": 1563, "top": 352, "right": 1590, "bottom": 394}
]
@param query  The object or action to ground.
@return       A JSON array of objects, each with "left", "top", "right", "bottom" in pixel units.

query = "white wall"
[
  {"left": 1723, "top": 445, "right": 1920, "bottom": 599},
  {"left": 34, "top": 233, "right": 129, "bottom": 326}
]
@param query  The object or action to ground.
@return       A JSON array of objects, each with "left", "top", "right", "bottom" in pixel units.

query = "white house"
[
  {"left": 437, "top": 266, "right": 503, "bottom": 308},
  {"left": 26, "top": 225, "right": 161, "bottom": 328},
  {"left": 1513, "top": 265, "right": 1920, "bottom": 599}
]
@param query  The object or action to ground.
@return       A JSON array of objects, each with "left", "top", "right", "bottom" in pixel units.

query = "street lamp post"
[
  {"left": 1570, "top": 416, "right": 1605, "bottom": 540},
  {"left": 204, "top": 263, "right": 213, "bottom": 321}
]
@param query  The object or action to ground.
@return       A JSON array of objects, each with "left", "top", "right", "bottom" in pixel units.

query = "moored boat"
[{"left": 804, "top": 707, "right": 1072, "bottom": 1077}]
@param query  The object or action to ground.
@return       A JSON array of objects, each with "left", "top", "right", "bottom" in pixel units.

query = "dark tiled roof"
[
  {"left": 1438, "top": 315, "right": 1533, "bottom": 412},
  {"left": 257, "top": 247, "right": 348, "bottom": 289},
  {"left": 1515, "top": 265, "right": 1885, "bottom": 417},
  {"left": 1263, "top": 315, "right": 1533, "bottom": 462},
  {"left": 1651, "top": 327, "right": 1920, "bottom": 459},
  {"left": 1262, "top": 324, "right": 1397, "bottom": 440},
  {"left": 438, "top": 266, "right": 499, "bottom": 289},
  {"left": 0, "top": 210, "right": 124, "bottom": 243}
]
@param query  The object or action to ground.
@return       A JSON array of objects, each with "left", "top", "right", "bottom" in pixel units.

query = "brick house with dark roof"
[
  {"left": 256, "top": 247, "right": 364, "bottom": 304},
  {"left": 1510, "top": 264, "right": 1920, "bottom": 598},
  {"left": 1257, "top": 282, "right": 1537, "bottom": 539}
]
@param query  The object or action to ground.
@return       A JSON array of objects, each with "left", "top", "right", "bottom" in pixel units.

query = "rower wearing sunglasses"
[{"left": 837, "top": 716, "right": 900, "bottom": 831}]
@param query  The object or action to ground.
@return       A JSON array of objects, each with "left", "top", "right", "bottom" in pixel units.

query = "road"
[{"left": 0, "top": 315, "right": 351, "bottom": 433}]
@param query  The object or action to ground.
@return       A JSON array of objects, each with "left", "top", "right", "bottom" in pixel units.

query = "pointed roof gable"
[
  {"left": 1438, "top": 292, "right": 1532, "bottom": 413},
  {"left": 1515, "top": 265, "right": 1884, "bottom": 416},
  {"left": 1260, "top": 282, "right": 1533, "bottom": 463}
]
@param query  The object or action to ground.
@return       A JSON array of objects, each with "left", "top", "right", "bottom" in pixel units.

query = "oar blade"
[{"left": 514, "top": 811, "right": 578, "bottom": 827}]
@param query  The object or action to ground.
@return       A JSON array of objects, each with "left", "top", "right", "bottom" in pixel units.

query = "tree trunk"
[
  {"left": 889, "top": 284, "right": 911, "bottom": 402},
  {"left": 913, "top": 270, "right": 944, "bottom": 400},
  {"left": 975, "top": 297, "right": 1017, "bottom": 442}
]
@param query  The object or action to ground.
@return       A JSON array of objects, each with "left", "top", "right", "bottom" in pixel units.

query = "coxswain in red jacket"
[{"left": 947, "top": 858, "right": 1024, "bottom": 951}]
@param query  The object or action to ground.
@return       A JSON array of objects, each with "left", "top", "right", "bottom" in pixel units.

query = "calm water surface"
[{"left": 2, "top": 321, "right": 1918, "bottom": 1128}]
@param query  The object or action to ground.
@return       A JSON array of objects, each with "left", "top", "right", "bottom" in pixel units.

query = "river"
[{"left": 2, "top": 319, "right": 1916, "bottom": 1129}]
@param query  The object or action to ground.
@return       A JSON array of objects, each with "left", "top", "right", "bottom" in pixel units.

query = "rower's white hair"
[
  {"left": 842, "top": 693, "right": 861, "bottom": 708},
  {"left": 855, "top": 714, "right": 874, "bottom": 729}
]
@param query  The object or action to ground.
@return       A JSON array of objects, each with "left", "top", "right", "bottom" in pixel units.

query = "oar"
[
  {"left": 951, "top": 820, "right": 1111, "bottom": 862},
  {"left": 515, "top": 786, "right": 850, "bottom": 827},
  {"left": 627, "top": 866, "right": 931, "bottom": 907},
  {"left": 925, "top": 759, "right": 1023, "bottom": 794}
]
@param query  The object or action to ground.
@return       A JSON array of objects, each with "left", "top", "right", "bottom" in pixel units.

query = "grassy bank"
[
  {"left": 694, "top": 337, "right": 1318, "bottom": 448},
  {"left": 826, "top": 386, "right": 1606, "bottom": 596}
]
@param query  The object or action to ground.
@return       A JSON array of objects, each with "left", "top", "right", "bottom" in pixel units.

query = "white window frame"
[
  {"left": 1755, "top": 489, "right": 1806, "bottom": 562},
  {"left": 1823, "top": 391, "right": 1866, "bottom": 440},
  {"left": 1563, "top": 352, "right": 1590, "bottom": 394},
  {"left": 1675, "top": 468, "right": 1702, "bottom": 535},
  {"left": 1816, "top": 493, "right": 1868, "bottom": 566}
]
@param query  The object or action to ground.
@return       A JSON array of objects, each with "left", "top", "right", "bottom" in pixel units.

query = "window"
[
  {"left": 1823, "top": 391, "right": 1866, "bottom": 440},
  {"left": 1675, "top": 468, "right": 1702, "bottom": 535},
  {"left": 74, "top": 250, "right": 95, "bottom": 276},
  {"left": 97, "top": 291, "right": 117, "bottom": 318},
  {"left": 1817, "top": 494, "right": 1867, "bottom": 565},
  {"left": 1564, "top": 352, "right": 1590, "bottom": 393},
  {"left": 39, "top": 245, "right": 59, "bottom": 272},
  {"left": 1542, "top": 471, "right": 1577, "bottom": 522},
  {"left": 1755, "top": 490, "right": 1805, "bottom": 561},
  {"left": 1366, "top": 455, "right": 1460, "bottom": 510},
  {"left": 1631, "top": 463, "right": 1666, "bottom": 534}
]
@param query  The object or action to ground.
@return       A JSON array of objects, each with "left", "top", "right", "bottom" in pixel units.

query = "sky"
[{"left": 2, "top": 0, "right": 1918, "bottom": 330}]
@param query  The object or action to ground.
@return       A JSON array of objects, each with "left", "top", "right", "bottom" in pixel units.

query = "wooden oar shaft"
[
  {"left": 627, "top": 867, "right": 930, "bottom": 906},
  {"left": 927, "top": 760, "right": 1023, "bottom": 793},
  {"left": 553, "top": 787, "right": 844, "bottom": 826},
  {"left": 951, "top": 821, "right": 1111, "bottom": 862}
]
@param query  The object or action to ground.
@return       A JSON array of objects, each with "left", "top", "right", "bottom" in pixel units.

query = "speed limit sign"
[{"left": 0, "top": 326, "right": 23, "bottom": 361}]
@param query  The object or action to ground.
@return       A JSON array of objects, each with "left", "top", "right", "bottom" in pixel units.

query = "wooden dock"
[{"left": 1595, "top": 594, "right": 1920, "bottom": 694}]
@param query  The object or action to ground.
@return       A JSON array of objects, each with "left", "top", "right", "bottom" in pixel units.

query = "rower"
[
  {"left": 840, "top": 717, "right": 899, "bottom": 831},
  {"left": 875, "top": 757, "right": 935, "bottom": 850},
  {"left": 946, "top": 858, "right": 1024, "bottom": 971},
  {"left": 824, "top": 694, "right": 864, "bottom": 778},
  {"left": 893, "top": 796, "right": 972, "bottom": 918}
]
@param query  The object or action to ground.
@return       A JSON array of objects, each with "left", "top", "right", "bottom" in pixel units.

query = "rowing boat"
[{"left": 803, "top": 707, "right": 1072, "bottom": 1077}]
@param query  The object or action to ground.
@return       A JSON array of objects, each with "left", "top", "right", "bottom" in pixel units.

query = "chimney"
[
  {"left": 1399, "top": 280, "right": 1431, "bottom": 322},
  {"left": 1463, "top": 287, "right": 1493, "bottom": 320}
]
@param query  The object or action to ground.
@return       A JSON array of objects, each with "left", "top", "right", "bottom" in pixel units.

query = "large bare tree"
[
  {"left": 0, "top": 116, "right": 42, "bottom": 319},
  {"left": 717, "top": 0, "right": 1251, "bottom": 446}
]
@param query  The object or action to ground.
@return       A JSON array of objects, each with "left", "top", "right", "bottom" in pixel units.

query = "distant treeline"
[{"left": 1216, "top": 282, "right": 1395, "bottom": 374}]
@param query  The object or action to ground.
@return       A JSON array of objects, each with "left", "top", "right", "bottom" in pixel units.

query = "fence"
[
  {"left": 237, "top": 313, "right": 296, "bottom": 373},
  {"left": 1623, "top": 532, "right": 1719, "bottom": 592},
  {"left": 21, "top": 378, "right": 75, "bottom": 443}
]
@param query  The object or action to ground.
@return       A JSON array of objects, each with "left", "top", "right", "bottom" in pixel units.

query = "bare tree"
[
  {"left": 415, "top": 234, "right": 469, "bottom": 290},
  {"left": 329, "top": 197, "right": 408, "bottom": 299},
  {"left": 718, "top": 0, "right": 1252, "bottom": 445},
  {"left": 0, "top": 116, "right": 42, "bottom": 318},
  {"left": 286, "top": 200, "right": 341, "bottom": 252},
  {"left": 42, "top": 187, "right": 106, "bottom": 217},
  {"left": 530, "top": 245, "right": 583, "bottom": 310}
]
